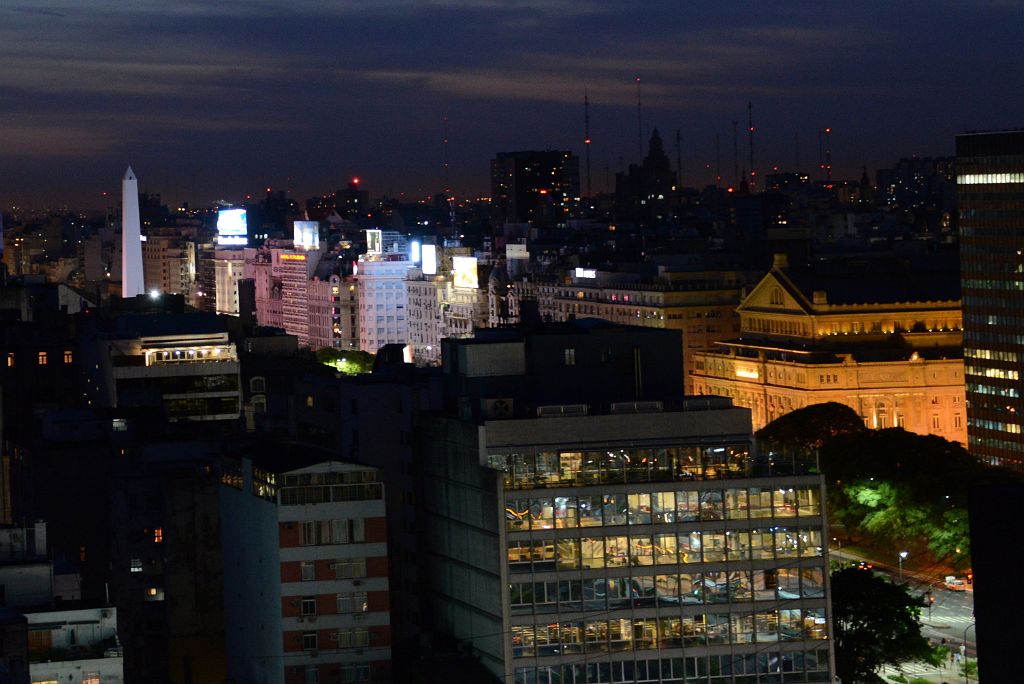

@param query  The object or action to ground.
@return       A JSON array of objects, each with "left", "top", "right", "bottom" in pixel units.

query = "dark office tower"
[
  {"left": 490, "top": 151, "right": 580, "bottom": 227},
  {"left": 957, "top": 130, "right": 1024, "bottom": 469},
  {"left": 615, "top": 129, "right": 678, "bottom": 227}
]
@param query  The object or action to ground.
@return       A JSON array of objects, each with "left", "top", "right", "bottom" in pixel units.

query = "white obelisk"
[{"left": 121, "top": 166, "right": 145, "bottom": 298}]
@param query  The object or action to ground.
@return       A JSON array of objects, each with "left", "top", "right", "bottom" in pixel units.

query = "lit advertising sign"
[
  {"left": 411, "top": 240, "right": 421, "bottom": 263},
  {"left": 217, "top": 209, "right": 248, "bottom": 246},
  {"left": 279, "top": 253, "right": 307, "bottom": 262},
  {"left": 507, "top": 243, "right": 528, "bottom": 259},
  {"left": 366, "top": 229, "right": 383, "bottom": 255},
  {"left": 422, "top": 244, "right": 438, "bottom": 275},
  {"left": 452, "top": 255, "right": 479, "bottom": 289},
  {"left": 574, "top": 267, "right": 597, "bottom": 279},
  {"left": 293, "top": 221, "right": 319, "bottom": 250}
]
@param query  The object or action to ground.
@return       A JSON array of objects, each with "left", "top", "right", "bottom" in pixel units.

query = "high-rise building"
[
  {"left": 421, "top": 322, "right": 834, "bottom": 683},
  {"left": 277, "top": 462, "right": 392, "bottom": 683},
  {"left": 143, "top": 235, "right": 194, "bottom": 296},
  {"left": 957, "top": 130, "right": 1024, "bottom": 468},
  {"left": 121, "top": 167, "right": 145, "bottom": 298},
  {"left": 491, "top": 151, "right": 580, "bottom": 227}
]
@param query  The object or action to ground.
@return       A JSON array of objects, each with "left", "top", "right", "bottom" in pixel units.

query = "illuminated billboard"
[
  {"left": 574, "top": 267, "right": 597, "bottom": 279},
  {"left": 452, "top": 255, "right": 479, "bottom": 289},
  {"left": 507, "top": 243, "right": 528, "bottom": 259},
  {"left": 293, "top": 221, "right": 320, "bottom": 250},
  {"left": 422, "top": 244, "right": 438, "bottom": 275},
  {"left": 411, "top": 240, "right": 421, "bottom": 263},
  {"left": 217, "top": 209, "right": 248, "bottom": 246},
  {"left": 366, "top": 229, "right": 382, "bottom": 255}
]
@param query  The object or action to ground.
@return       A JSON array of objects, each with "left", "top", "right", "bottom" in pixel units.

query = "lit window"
[
  {"left": 564, "top": 348, "right": 576, "bottom": 366},
  {"left": 306, "top": 395, "right": 314, "bottom": 408},
  {"left": 154, "top": 527, "right": 163, "bottom": 543},
  {"left": 5, "top": 353, "right": 12, "bottom": 368},
  {"left": 83, "top": 674, "right": 100, "bottom": 684},
  {"left": 64, "top": 350, "right": 73, "bottom": 364},
  {"left": 38, "top": 351, "right": 47, "bottom": 366},
  {"left": 130, "top": 558, "right": 143, "bottom": 573}
]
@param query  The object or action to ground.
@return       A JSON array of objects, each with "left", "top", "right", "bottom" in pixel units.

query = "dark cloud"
[{"left": 1, "top": 0, "right": 1021, "bottom": 209}]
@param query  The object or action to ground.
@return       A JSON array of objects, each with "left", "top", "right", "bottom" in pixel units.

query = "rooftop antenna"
[
  {"left": 636, "top": 76, "right": 643, "bottom": 159},
  {"left": 584, "top": 90, "right": 592, "bottom": 199},
  {"left": 675, "top": 129, "right": 682, "bottom": 187},
  {"left": 818, "top": 129, "right": 825, "bottom": 181},
  {"left": 747, "top": 102, "right": 756, "bottom": 191},
  {"left": 732, "top": 121, "right": 739, "bottom": 188},
  {"left": 795, "top": 132, "right": 800, "bottom": 174},
  {"left": 715, "top": 134, "right": 721, "bottom": 186},
  {"left": 824, "top": 126, "right": 833, "bottom": 182},
  {"left": 442, "top": 116, "right": 455, "bottom": 228}
]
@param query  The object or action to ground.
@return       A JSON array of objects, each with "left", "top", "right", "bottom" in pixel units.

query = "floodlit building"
[
  {"left": 691, "top": 254, "right": 966, "bottom": 442},
  {"left": 422, "top": 322, "right": 834, "bottom": 684},
  {"left": 83, "top": 313, "right": 242, "bottom": 422},
  {"left": 278, "top": 462, "right": 392, "bottom": 683},
  {"left": 357, "top": 258, "right": 412, "bottom": 354},
  {"left": 213, "top": 249, "right": 246, "bottom": 316},
  {"left": 142, "top": 235, "right": 194, "bottom": 296},
  {"left": 957, "top": 130, "right": 1024, "bottom": 469}
]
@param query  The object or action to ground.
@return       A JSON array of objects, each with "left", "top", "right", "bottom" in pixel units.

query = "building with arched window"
[{"left": 691, "top": 253, "right": 966, "bottom": 443}]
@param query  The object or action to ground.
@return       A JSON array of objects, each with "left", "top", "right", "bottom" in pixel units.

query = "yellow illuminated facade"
[{"left": 692, "top": 255, "right": 967, "bottom": 443}]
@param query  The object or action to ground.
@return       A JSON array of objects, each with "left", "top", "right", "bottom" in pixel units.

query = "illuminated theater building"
[
  {"left": 422, "top": 322, "right": 834, "bottom": 683},
  {"left": 691, "top": 254, "right": 966, "bottom": 442}
]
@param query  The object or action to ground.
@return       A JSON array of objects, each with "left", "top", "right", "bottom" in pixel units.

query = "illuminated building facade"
[
  {"left": 512, "top": 269, "right": 744, "bottom": 393},
  {"left": 957, "top": 131, "right": 1024, "bottom": 468},
  {"left": 406, "top": 254, "right": 488, "bottom": 366},
  {"left": 244, "top": 242, "right": 349, "bottom": 350},
  {"left": 213, "top": 249, "right": 246, "bottom": 316},
  {"left": 691, "top": 254, "right": 966, "bottom": 441},
  {"left": 356, "top": 258, "right": 412, "bottom": 354},
  {"left": 85, "top": 314, "right": 242, "bottom": 422},
  {"left": 423, "top": 326, "right": 834, "bottom": 684},
  {"left": 278, "top": 462, "right": 392, "bottom": 683},
  {"left": 142, "top": 235, "right": 194, "bottom": 296}
]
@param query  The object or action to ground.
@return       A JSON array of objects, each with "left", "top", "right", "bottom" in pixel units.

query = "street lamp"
[
  {"left": 898, "top": 550, "right": 908, "bottom": 582},
  {"left": 963, "top": 621, "right": 976, "bottom": 684},
  {"left": 832, "top": 537, "right": 841, "bottom": 564}
]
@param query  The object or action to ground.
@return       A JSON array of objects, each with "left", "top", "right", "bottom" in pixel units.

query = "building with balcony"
[
  {"left": 83, "top": 313, "right": 241, "bottom": 422},
  {"left": 691, "top": 253, "right": 966, "bottom": 441},
  {"left": 277, "top": 462, "right": 391, "bottom": 683},
  {"left": 27, "top": 606, "right": 123, "bottom": 684},
  {"left": 421, "top": 322, "right": 834, "bottom": 683}
]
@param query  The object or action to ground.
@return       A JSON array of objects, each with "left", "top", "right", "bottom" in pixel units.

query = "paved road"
[{"left": 829, "top": 549, "right": 976, "bottom": 655}]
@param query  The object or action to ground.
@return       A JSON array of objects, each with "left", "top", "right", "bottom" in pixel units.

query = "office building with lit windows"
[
  {"left": 957, "top": 130, "right": 1024, "bottom": 469},
  {"left": 422, "top": 322, "right": 834, "bottom": 684}
]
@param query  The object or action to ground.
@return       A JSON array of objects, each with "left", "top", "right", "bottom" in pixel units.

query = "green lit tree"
[
  {"left": 315, "top": 347, "right": 375, "bottom": 375},
  {"left": 831, "top": 567, "right": 941, "bottom": 683}
]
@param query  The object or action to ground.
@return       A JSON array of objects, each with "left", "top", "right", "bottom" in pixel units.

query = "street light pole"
[
  {"left": 963, "top": 621, "right": 976, "bottom": 684},
  {"left": 898, "top": 550, "right": 908, "bottom": 582},
  {"left": 832, "top": 537, "right": 841, "bottom": 564}
]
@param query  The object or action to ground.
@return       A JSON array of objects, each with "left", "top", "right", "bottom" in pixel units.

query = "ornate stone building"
[{"left": 691, "top": 254, "right": 966, "bottom": 444}]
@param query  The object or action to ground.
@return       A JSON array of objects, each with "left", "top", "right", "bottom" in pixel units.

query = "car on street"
[{"left": 944, "top": 575, "right": 967, "bottom": 591}]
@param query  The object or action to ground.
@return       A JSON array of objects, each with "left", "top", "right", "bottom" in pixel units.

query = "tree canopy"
[
  {"left": 831, "top": 567, "right": 940, "bottom": 683},
  {"left": 315, "top": 347, "right": 375, "bottom": 375},
  {"left": 755, "top": 401, "right": 866, "bottom": 449},
  {"left": 821, "top": 428, "right": 1023, "bottom": 568}
]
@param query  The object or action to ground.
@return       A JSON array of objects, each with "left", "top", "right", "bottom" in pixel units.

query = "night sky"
[{"left": 2, "top": 1, "right": 1021, "bottom": 210}]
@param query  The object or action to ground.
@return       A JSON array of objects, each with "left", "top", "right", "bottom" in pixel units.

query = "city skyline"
[{"left": 1, "top": 0, "right": 1020, "bottom": 209}]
